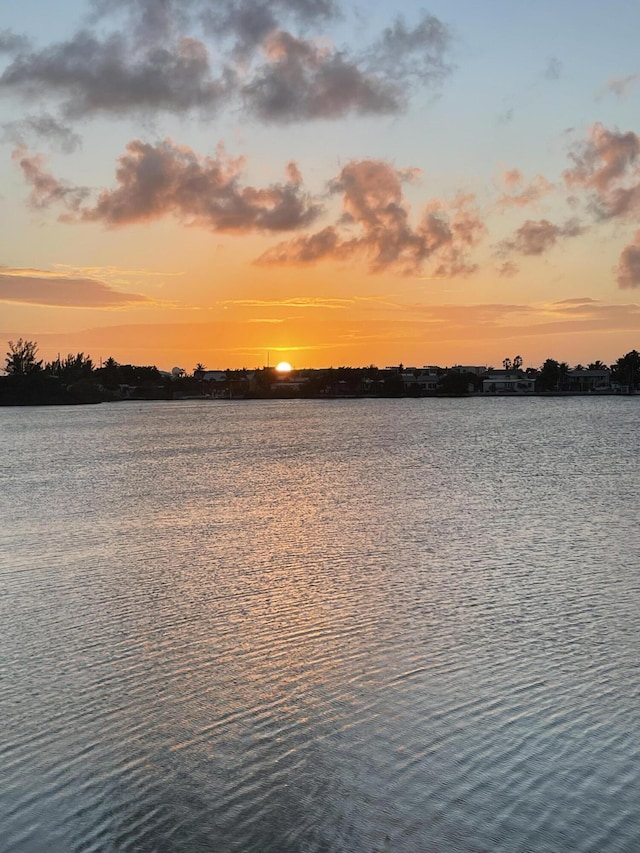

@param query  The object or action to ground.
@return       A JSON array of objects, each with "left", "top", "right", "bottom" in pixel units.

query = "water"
[{"left": 1, "top": 397, "right": 639, "bottom": 852}]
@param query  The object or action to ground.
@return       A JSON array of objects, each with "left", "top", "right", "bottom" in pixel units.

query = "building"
[
  {"left": 483, "top": 369, "right": 535, "bottom": 394},
  {"left": 564, "top": 369, "right": 611, "bottom": 392}
]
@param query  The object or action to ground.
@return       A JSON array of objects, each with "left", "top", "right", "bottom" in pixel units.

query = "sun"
[{"left": 275, "top": 361, "right": 292, "bottom": 373}]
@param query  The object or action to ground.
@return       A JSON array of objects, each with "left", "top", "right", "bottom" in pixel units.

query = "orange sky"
[{"left": 2, "top": 1, "right": 640, "bottom": 371}]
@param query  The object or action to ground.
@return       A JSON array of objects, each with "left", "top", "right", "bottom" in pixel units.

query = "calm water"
[{"left": 1, "top": 397, "right": 640, "bottom": 852}]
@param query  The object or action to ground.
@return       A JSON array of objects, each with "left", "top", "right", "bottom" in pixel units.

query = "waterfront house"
[
  {"left": 482, "top": 369, "right": 535, "bottom": 394},
  {"left": 563, "top": 369, "right": 611, "bottom": 392}
]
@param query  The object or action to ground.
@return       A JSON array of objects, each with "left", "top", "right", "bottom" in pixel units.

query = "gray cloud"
[
  {"left": 0, "top": 269, "right": 151, "bottom": 307},
  {"left": 203, "top": 0, "right": 340, "bottom": 55},
  {"left": 0, "top": 29, "right": 29, "bottom": 54},
  {"left": 242, "top": 31, "right": 400, "bottom": 122},
  {"left": 363, "top": 11, "right": 452, "bottom": 85},
  {"left": 617, "top": 231, "right": 640, "bottom": 289},
  {"left": 0, "top": 3, "right": 452, "bottom": 124},
  {"left": 15, "top": 139, "right": 323, "bottom": 232},
  {"left": 3, "top": 113, "right": 82, "bottom": 153},
  {"left": 544, "top": 56, "right": 562, "bottom": 81},
  {"left": 0, "top": 30, "right": 230, "bottom": 117},
  {"left": 258, "top": 159, "right": 485, "bottom": 275},
  {"left": 500, "top": 218, "right": 585, "bottom": 256}
]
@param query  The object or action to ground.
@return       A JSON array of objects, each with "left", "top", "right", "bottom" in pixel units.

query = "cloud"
[
  {"left": 617, "top": 231, "right": 640, "bottom": 289},
  {"left": 363, "top": 11, "right": 452, "bottom": 84},
  {"left": 0, "top": 31, "right": 230, "bottom": 117},
  {"left": 498, "top": 261, "right": 519, "bottom": 278},
  {"left": 203, "top": 0, "right": 340, "bottom": 56},
  {"left": 12, "top": 146, "right": 89, "bottom": 213},
  {"left": 242, "top": 31, "right": 400, "bottom": 121},
  {"left": 496, "top": 168, "right": 554, "bottom": 209},
  {"left": 0, "top": 4, "right": 452, "bottom": 123},
  {"left": 544, "top": 56, "right": 562, "bottom": 81},
  {"left": 599, "top": 73, "right": 640, "bottom": 98},
  {"left": 563, "top": 122, "right": 640, "bottom": 219},
  {"left": 91, "top": 0, "right": 340, "bottom": 52},
  {"left": 500, "top": 218, "right": 585, "bottom": 256},
  {"left": 241, "top": 11, "right": 452, "bottom": 123},
  {"left": 0, "top": 29, "right": 29, "bottom": 54},
  {"left": 222, "top": 296, "right": 354, "bottom": 309},
  {"left": 257, "top": 159, "right": 486, "bottom": 275},
  {"left": 0, "top": 268, "right": 152, "bottom": 307},
  {"left": 496, "top": 107, "right": 514, "bottom": 125},
  {"left": 552, "top": 298, "right": 598, "bottom": 306},
  {"left": 15, "top": 139, "right": 323, "bottom": 232},
  {"left": 3, "top": 113, "right": 81, "bottom": 153}
]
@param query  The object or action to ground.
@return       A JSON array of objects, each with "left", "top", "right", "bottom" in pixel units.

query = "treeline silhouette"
[{"left": 2, "top": 339, "right": 640, "bottom": 405}]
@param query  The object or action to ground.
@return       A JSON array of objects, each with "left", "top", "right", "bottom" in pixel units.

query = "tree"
[
  {"left": 4, "top": 339, "right": 42, "bottom": 375},
  {"left": 503, "top": 355, "right": 522, "bottom": 371},
  {"left": 588, "top": 360, "right": 606, "bottom": 370},
  {"left": 46, "top": 352, "right": 94, "bottom": 382},
  {"left": 537, "top": 358, "right": 560, "bottom": 391},
  {"left": 612, "top": 350, "right": 640, "bottom": 391}
]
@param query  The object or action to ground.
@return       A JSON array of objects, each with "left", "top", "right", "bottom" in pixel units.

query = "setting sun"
[{"left": 275, "top": 361, "right": 292, "bottom": 373}]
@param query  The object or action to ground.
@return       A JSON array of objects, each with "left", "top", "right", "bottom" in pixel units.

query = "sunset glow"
[
  {"left": 2, "top": 2, "right": 640, "bottom": 370},
  {"left": 276, "top": 362, "right": 293, "bottom": 374}
]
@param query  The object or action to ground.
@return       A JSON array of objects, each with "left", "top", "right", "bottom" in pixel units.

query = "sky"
[{"left": 2, "top": 0, "right": 640, "bottom": 371}]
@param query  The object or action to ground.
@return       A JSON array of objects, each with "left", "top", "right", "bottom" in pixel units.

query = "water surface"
[{"left": 2, "top": 397, "right": 640, "bottom": 852}]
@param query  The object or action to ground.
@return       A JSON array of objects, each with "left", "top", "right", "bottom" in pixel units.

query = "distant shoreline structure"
[{"left": 2, "top": 340, "right": 640, "bottom": 405}]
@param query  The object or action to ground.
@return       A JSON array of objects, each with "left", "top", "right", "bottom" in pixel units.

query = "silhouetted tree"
[
  {"left": 537, "top": 358, "right": 560, "bottom": 391},
  {"left": 5, "top": 339, "right": 42, "bottom": 375},
  {"left": 46, "top": 352, "right": 94, "bottom": 382},
  {"left": 612, "top": 350, "right": 640, "bottom": 391}
]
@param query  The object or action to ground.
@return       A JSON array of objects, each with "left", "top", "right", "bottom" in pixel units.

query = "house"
[
  {"left": 483, "top": 369, "right": 535, "bottom": 394},
  {"left": 415, "top": 368, "right": 440, "bottom": 394},
  {"left": 201, "top": 370, "right": 228, "bottom": 396},
  {"left": 451, "top": 365, "right": 487, "bottom": 376},
  {"left": 400, "top": 367, "right": 440, "bottom": 395},
  {"left": 564, "top": 369, "right": 611, "bottom": 392}
]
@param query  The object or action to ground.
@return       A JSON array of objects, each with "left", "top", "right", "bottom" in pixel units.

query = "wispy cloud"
[
  {"left": 598, "top": 72, "right": 640, "bottom": 98},
  {"left": 3, "top": 113, "right": 81, "bottom": 153},
  {"left": 0, "top": 268, "right": 153, "bottom": 307},
  {"left": 495, "top": 168, "right": 554, "bottom": 209},
  {"left": 222, "top": 296, "right": 356, "bottom": 309},
  {"left": 544, "top": 56, "right": 562, "bottom": 81}
]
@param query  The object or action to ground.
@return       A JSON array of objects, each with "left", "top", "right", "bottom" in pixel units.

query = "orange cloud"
[
  {"left": 14, "top": 139, "right": 322, "bottom": 232},
  {"left": 0, "top": 268, "right": 152, "bottom": 307},
  {"left": 257, "top": 159, "right": 486, "bottom": 275},
  {"left": 496, "top": 169, "right": 554, "bottom": 209},
  {"left": 617, "top": 230, "right": 640, "bottom": 289},
  {"left": 564, "top": 122, "right": 640, "bottom": 219}
]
